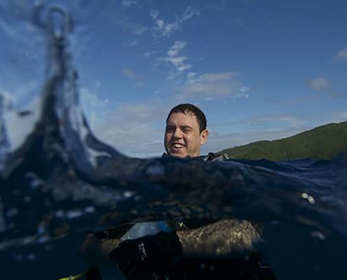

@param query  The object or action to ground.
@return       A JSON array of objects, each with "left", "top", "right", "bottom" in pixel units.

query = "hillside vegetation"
[{"left": 218, "top": 121, "right": 347, "bottom": 161}]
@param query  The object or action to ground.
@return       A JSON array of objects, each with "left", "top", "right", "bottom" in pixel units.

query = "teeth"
[{"left": 173, "top": 143, "right": 184, "bottom": 148}]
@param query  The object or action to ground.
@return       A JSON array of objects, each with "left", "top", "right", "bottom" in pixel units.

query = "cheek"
[
  {"left": 184, "top": 135, "right": 192, "bottom": 142},
  {"left": 186, "top": 133, "right": 198, "bottom": 140},
  {"left": 185, "top": 134, "right": 197, "bottom": 146},
  {"left": 165, "top": 133, "right": 172, "bottom": 144}
]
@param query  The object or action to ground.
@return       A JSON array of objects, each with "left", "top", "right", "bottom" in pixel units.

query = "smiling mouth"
[{"left": 171, "top": 143, "right": 186, "bottom": 149}]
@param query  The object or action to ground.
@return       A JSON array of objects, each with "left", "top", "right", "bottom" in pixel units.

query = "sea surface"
[{"left": 1, "top": 3, "right": 347, "bottom": 280}]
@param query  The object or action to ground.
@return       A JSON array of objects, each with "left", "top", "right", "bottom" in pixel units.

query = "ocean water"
[{"left": 1, "top": 3, "right": 347, "bottom": 280}]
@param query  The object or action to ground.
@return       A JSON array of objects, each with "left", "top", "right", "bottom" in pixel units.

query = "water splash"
[{"left": 0, "top": 94, "right": 10, "bottom": 172}]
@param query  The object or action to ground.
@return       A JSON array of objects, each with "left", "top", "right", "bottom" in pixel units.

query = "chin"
[
  {"left": 169, "top": 151, "right": 187, "bottom": 158},
  {"left": 175, "top": 154, "right": 187, "bottom": 158}
]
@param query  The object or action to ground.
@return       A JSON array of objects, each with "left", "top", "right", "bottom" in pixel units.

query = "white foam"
[{"left": 4, "top": 96, "right": 42, "bottom": 153}]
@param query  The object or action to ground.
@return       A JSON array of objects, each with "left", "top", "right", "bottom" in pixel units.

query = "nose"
[{"left": 173, "top": 128, "right": 183, "bottom": 138}]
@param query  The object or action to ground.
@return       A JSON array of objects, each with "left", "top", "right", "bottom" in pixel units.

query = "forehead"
[{"left": 167, "top": 112, "right": 199, "bottom": 126}]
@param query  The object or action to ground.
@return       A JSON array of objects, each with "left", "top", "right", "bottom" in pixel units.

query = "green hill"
[{"left": 218, "top": 121, "right": 347, "bottom": 161}]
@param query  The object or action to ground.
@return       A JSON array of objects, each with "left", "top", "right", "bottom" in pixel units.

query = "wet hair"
[{"left": 166, "top": 103, "right": 207, "bottom": 133}]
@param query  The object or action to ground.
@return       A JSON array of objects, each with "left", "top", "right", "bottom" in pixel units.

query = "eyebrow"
[
  {"left": 181, "top": 125, "right": 193, "bottom": 130},
  {"left": 165, "top": 124, "right": 193, "bottom": 130}
]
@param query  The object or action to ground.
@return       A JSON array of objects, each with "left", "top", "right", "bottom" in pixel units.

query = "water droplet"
[
  {"left": 38, "top": 235, "right": 51, "bottom": 244},
  {"left": 37, "top": 225, "right": 45, "bottom": 235},
  {"left": 84, "top": 206, "right": 95, "bottom": 213},
  {"left": 301, "top": 192, "right": 308, "bottom": 199},
  {"left": 6, "top": 208, "right": 19, "bottom": 217},
  {"left": 66, "top": 209, "right": 83, "bottom": 219},
  {"left": 307, "top": 196, "right": 315, "bottom": 204},
  {"left": 146, "top": 164, "right": 165, "bottom": 176},
  {"left": 23, "top": 196, "right": 32, "bottom": 202},
  {"left": 27, "top": 253, "right": 37, "bottom": 261},
  {"left": 301, "top": 192, "right": 315, "bottom": 204},
  {"left": 24, "top": 172, "right": 44, "bottom": 188},
  {"left": 123, "top": 191, "right": 133, "bottom": 198},
  {"left": 311, "top": 231, "right": 326, "bottom": 241},
  {"left": 55, "top": 209, "right": 64, "bottom": 218}
]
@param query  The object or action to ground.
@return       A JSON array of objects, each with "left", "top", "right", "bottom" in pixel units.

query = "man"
[
  {"left": 163, "top": 103, "right": 228, "bottom": 162},
  {"left": 164, "top": 103, "right": 209, "bottom": 158},
  {"left": 78, "top": 104, "right": 274, "bottom": 280}
]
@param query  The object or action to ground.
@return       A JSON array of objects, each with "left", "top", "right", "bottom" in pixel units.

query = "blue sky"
[{"left": 1, "top": 0, "right": 347, "bottom": 158}]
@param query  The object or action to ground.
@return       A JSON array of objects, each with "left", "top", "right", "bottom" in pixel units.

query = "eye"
[
  {"left": 166, "top": 126, "right": 175, "bottom": 132},
  {"left": 182, "top": 127, "right": 192, "bottom": 133}
]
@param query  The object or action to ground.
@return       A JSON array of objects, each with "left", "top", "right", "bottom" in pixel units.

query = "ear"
[{"left": 200, "top": 129, "right": 209, "bottom": 146}]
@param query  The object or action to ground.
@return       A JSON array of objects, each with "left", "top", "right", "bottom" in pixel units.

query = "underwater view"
[{"left": 1, "top": 1, "right": 347, "bottom": 279}]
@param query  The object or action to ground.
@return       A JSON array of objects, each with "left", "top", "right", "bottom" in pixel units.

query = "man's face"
[{"left": 164, "top": 112, "right": 208, "bottom": 158}]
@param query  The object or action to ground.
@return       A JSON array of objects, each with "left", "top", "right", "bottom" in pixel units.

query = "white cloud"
[
  {"left": 0, "top": 80, "right": 41, "bottom": 109},
  {"left": 130, "top": 39, "right": 138, "bottom": 46},
  {"left": 180, "top": 72, "right": 249, "bottom": 99},
  {"left": 150, "top": 10, "right": 159, "bottom": 19},
  {"left": 159, "top": 41, "right": 192, "bottom": 78},
  {"left": 325, "top": 111, "right": 347, "bottom": 123},
  {"left": 151, "top": 6, "right": 201, "bottom": 37},
  {"left": 187, "top": 72, "right": 196, "bottom": 79},
  {"left": 305, "top": 78, "right": 342, "bottom": 98},
  {"left": 245, "top": 114, "right": 304, "bottom": 128},
  {"left": 117, "top": 16, "right": 148, "bottom": 35},
  {"left": 210, "top": 114, "right": 306, "bottom": 133},
  {"left": 155, "top": 19, "right": 165, "bottom": 30},
  {"left": 79, "top": 90, "right": 166, "bottom": 157},
  {"left": 336, "top": 48, "right": 347, "bottom": 60},
  {"left": 203, "top": 127, "right": 307, "bottom": 154},
  {"left": 203, "top": 113, "right": 308, "bottom": 153},
  {"left": 133, "top": 25, "right": 148, "bottom": 35},
  {"left": 167, "top": 41, "right": 186, "bottom": 57},
  {"left": 233, "top": 19, "right": 245, "bottom": 26},
  {"left": 144, "top": 51, "right": 156, "bottom": 58},
  {"left": 237, "top": 86, "right": 250, "bottom": 98},
  {"left": 93, "top": 80, "right": 101, "bottom": 89},
  {"left": 176, "top": 64, "right": 192, "bottom": 73},
  {"left": 80, "top": 88, "right": 110, "bottom": 130},
  {"left": 91, "top": 101, "right": 175, "bottom": 158},
  {"left": 336, "top": 111, "right": 347, "bottom": 120},
  {"left": 80, "top": 88, "right": 109, "bottom": 109},
  {"left": 306, "top": 77, "right": 331, "bottom": 91},
  {"left": 165, "top": 56, "right": 186, "bottom": 66},
  {"left": 122, "top": 69, "right": 143, "bottom": 82},
  {"left": 121, "top": 0, "right": 138, "bottom": 8},
  {"left": 124, "top": 39, "right": 139, "bottom": 48},
  {"left": 199, "top": 72, "right": 238, "bottom": 82},
  {"left": 0, "top": 90, "right": 16, "bottom": 110},
  {"left": 0, "top": 14, "right": 27, "bottom": 42}
]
